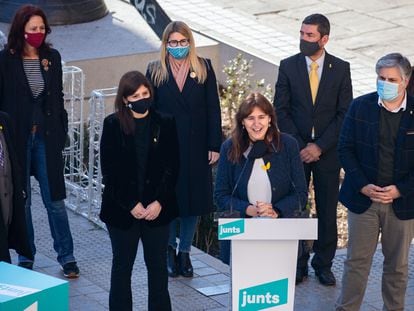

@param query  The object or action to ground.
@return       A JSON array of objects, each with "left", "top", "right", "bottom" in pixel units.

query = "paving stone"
[
  {"left": 202, "top": 273, "right": 231, "bottom": 285},
  {"left": 192, "top": 259, "right": 209, "bottom": 269},
  {"left": 194, "top": 266, "right": 221, "bottom": 277},
  {"left": 178, "top": 276, "right": 215, "bottom": 289}
]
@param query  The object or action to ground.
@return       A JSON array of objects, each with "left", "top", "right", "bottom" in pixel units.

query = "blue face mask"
[
  {"left": 167, "top": 46, "right": 190, "bottom": 59},
  {"left": 377, "top": 79, "right": 400, "bottom": 101}
]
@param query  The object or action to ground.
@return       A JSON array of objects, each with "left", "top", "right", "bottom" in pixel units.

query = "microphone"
[{"left": 215, "top": 153, "right": 250, "bottom": 219}]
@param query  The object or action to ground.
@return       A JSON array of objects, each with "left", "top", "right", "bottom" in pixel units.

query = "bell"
[{"left": 0, "top": 0, "right": 108, "bottom": 25}]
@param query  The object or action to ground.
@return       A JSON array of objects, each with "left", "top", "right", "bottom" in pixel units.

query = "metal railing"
[
  {"left": 86, "top": 87, "right": 117, "bottom": 225},
  {"left": 62, "top": 65, "right": 117, "bottom": 227},
  {"left": 62, "top": 66, "right": 88, "bottom": 215}
]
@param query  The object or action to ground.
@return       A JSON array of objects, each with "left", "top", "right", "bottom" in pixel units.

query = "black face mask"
[
  {"left": 300, "top": 39, "right": 321, "bottom": 57},
  {"left": 127, "top": 98, "right": 152, "bottom": 114},
  {"left": 248, "top": 140, "right": 268, "bottom": 159}
]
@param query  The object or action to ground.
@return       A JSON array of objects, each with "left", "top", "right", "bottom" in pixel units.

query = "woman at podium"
[{"left": 214, "top": 93, "right": 308, "bottom": 263}]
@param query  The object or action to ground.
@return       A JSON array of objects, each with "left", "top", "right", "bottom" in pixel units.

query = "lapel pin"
[
  {"left": 410, "top": 110, "right": 413, "bottom": 115},
  {"left": 0, "top": 125, "right": 3, "bottom": 130},
  {"left": 41, "top": 58, "right": 49, "bottom": 71},
  {"left": 329, "top": 63, "right": 332, "bottom": 68},
  {"left": 261, "top": 161, "right": 271, "bottom": 171},
  {"left": 190, "top": 71, "right": 196, "bottom": 78}
]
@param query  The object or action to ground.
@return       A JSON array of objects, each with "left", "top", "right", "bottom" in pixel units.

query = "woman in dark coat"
[
  {"left": 0, "top": 112, "right": 33, "bottom": 263},
  {"left": 100, "top": 71, "right": 179, "bottom": 311},
  {"left": 0, "top": 5, "right": 78, "bottom": 277},
  {"left": 146, "top": 20, "right": 222, "bottom": 277}
]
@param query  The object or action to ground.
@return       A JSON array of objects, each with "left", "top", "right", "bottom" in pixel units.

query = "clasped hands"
[
  {"left": 300, "top": 143, "right": 321, "bottom": 163},
  {"left": 360, "top": 184, "right": 401, "bottom": 204},
  {"left": 246, "top": 201, "right": 279, "bottom": 218},
  {"left": 130, "top": 200, "right": 161, "bottom": 221}
]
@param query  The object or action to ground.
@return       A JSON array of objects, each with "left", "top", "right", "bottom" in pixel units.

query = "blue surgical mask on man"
[
  {"left": 167, "top": 46, "right": 190, "bottom": 60},
  {"left": 377, "top": 79, "right": 401, "bottom": 101}
]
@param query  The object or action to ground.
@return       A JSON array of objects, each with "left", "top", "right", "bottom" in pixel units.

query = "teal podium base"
[{"left": 0, "top": 261, "right": 68, "bottom": 311}]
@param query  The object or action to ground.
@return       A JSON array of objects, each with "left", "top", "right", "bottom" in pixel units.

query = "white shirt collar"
[
  {"left": 305, "top": 50, "right": 325, "bottom": 71},
  {"left": 377, "top": 91, "right": 407, "bottom": 112}
]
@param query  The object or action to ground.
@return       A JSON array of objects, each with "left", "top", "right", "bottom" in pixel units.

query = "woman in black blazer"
[
  {"left": 0, "top": 5, "right": 78, "bottom": 277},
  {"left": 100, "top": 71, "right": 179, "bottom": 311},
  {"left": 146, "top": 21, "right": 222, "bottom": 278}
]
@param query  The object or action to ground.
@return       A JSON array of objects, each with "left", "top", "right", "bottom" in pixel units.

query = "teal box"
[{"left": 0, "top": 261, "right": 68, "bottom": 311}]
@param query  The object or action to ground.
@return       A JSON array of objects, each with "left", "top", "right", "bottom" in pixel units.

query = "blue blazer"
[
  {"left": 338, "top": 92, "right": 414, "bottom": 220},
  {"left": 214, "top": 133, "right": 308, "bottom": 218}
]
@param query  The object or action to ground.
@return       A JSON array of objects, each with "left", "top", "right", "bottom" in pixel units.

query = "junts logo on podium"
[
  {"left": 239, "top": 278, "right": 288, "bottom": 310},
  {"left": 218, "top": 219, "right": 245, "bottom": 239}
]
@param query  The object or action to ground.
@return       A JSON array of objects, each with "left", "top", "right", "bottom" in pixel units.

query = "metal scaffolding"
[
  {"left": 86, "top": 87, "right": 117, "bottom": 224},
  {"left": 62, "top": 66, "right": 87, "bottom": 212},
  {"left": 62, "top": 65, "right": 117, "bottom": 226}
]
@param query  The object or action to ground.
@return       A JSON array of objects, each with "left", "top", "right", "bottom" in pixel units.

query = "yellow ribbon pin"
[{"left": 261, "top": 162, "right": 271, "bottom": 171}]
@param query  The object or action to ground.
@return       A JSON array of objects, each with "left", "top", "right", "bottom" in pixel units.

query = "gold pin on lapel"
[
  {"left": 190, "top": 72, "right": 196, "bottom": 78},
  {"left": 329, "top": 64, "right": 332, "bottom": 68}
]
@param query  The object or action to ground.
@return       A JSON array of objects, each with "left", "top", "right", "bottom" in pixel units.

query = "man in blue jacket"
[{"left": 336, "top": 53, "right": 414, "bottom": 311}]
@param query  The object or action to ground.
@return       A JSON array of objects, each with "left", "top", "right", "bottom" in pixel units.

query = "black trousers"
[
  {"left": 297, "top": 156, "right": 340, "bottom": 271},
  {"left": 107, "top": 221, "right": 171, "bottom": 311}
]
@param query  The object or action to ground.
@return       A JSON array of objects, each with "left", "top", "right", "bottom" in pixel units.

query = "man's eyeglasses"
[{"left": 167, "top": 39, "right": 190, "bottom": 47}]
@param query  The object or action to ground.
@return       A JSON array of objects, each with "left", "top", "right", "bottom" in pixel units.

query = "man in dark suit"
[
  {"left": 336, "top": 53, "right": 414, "bottom": 311},
  {"left": 274, "top": 13, "right": 353, "bottom": 286}
]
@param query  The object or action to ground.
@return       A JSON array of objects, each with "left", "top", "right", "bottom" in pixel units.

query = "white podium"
[{"left": 218, "top": 218, "right": 318, "bottom": 311}]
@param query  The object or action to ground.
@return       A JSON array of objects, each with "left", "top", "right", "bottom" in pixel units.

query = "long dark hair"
[
  {"left": 7, "top": 5, "right": 52, "bottom": 55},
  {"left": 228, "top": 92, "right": 281, "bottom": 163},
  {"left": 115, "top": 71, "right": 153, "bottom": 135}
]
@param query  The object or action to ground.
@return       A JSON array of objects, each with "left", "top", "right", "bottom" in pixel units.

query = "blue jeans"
[
  {"left": 107, "top": 222, "right": 171, "bottom": 311},
  {"left": 219, "top": 240, "right": 231, "bottom": 265},
  {"left": 18, "top": 133, "right": 75, "bottom": 266},
  {"left": 168, "top": 216, "right": 198, "bottom": 253}
]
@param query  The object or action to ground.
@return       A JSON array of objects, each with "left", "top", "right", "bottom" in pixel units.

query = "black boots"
[
  {"left": 167, "top": 245, "right": 178, "bottom": 277},
  {"left": 177, "top": 251, "right": 193, "bottom": 278},
  {"left": 168, "top": 247, "right": 194, "bottom": 278}
]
